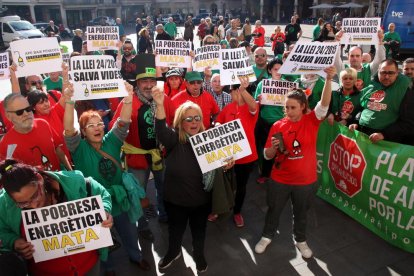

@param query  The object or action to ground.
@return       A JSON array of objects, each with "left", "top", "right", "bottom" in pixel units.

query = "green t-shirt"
[
  {"left": 359, "top": 74, "right": 410, "bottom": 130},
  {"left": 253, "top": 65, "right": 269, "bottom": 80},
  {"left": 69, "top": 129, "right": 125, "bottom": 217},
  {"left": 331, "top": 88, "right": 362, "bottom": 125},
  {"left": 44, "top": 76, "right": 63, "bottom": 91},
  {"left": 346, "top": 63, "right": 372, "bottom": 89},
  {"left": 383, "top": 31, "right": 402, "bottom": 58},
  {"left": 254, "top": 77, "right": 285, "bottom": 124},
  {"left": 164, "top": 22, "right": 177, "bottom": 38},
  {"left": 313, "top": 25, "right": 321, "bottom": 41}
]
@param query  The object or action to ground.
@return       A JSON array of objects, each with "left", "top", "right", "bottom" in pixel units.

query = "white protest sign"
[
  {"left": 69, "top": 55, "right": 127, "bottom": 100},
  {"left": 11, "top": 37, "right": 62, "bottom": 77},
  {"left": 278, "top": 41, "right": 339, "bottom": 78},
  {"left": 193, "top": 45, "right": 221, "bottom": 72},
  {"left": 219, "top": 48, "right": 256, "bottom": 85},
  {"left": 86, "top": 26, "right": 119, "bottom": 51},
  {"left": 22, "top": 195, "right": 112, "bottom": 263},
  {"left": 0, "top": 52, "right": 10, "bottom": 80},
  {"left": 155, "top": 40, "right": 191, "bottom": 68},
  {"left": 260, "top": 79, "right": 298, "bottom": 106},
  {"left": 190, "top": 119, "right": 252, "bottom": 173},
  {"left": 340, "top": 18, "right": 381, "bottom": 45}
]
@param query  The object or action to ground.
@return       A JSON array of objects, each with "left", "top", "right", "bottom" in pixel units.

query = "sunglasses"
[
  {"left": 189, "top": 80, "right": 202, "bottom": 85},
  {"left": 15, "top": 181, "right": 43, "bottom": 208},
  {"left": 255, "top": 54, "right": 266, "bottom": 58},
  {"left": 183, "top": 115, "right": 202, "bottom": 122},
  {"left": 30, "top": 80, "right": 43, "bottom": 86},
  {"left": 7, "top": 106, "right": 33, "bottom": 116},
  {"left": 85, "top": 122, "right": 105, "bottom": 129}
]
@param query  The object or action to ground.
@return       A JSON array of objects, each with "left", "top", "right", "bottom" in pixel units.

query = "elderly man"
[
  {"left": 349, "top": 59, "right": 414, "bottom": 144},
  {"left": 203, "top": 73, "right": 232, "bottom": 111},
  {"left": 155, "top": 24, "right": 172, "bottom": 40},
  {"left": 44, "top": 20, "right": 59, "bottom": 36},
  {"left": 164, "top": 17, "right": 177, "bottom": 39},
  {"left": 116, "top": 17, "right": 126, "bottom": 42},
  {"left": 172, "top": 71, "right": 219, "bottom": 129},
  {"left": 0, "top": 94, "right": 64, "bottom": 170},
  {"left": 383, "top": 23, "right": 401, "bottom": 59},
  {"left": 110, "top": 54, "right": 175, "bottom": 235},
  {"left": 335, "top": 31, "right": 385, "bottom": 90}
]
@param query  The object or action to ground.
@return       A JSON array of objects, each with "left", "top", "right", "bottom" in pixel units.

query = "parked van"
[
  {"left": 382, "top": 0, "right": 414, "bottom": 54},
  {"left": 0, "top": 15, "right": 44, "bottom": 47}
]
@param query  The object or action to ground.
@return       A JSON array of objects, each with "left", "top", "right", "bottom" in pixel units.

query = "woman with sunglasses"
[
  {"left": 0, "top": 159, "right": 113, "bottom": 276},
  {"left": 254, "top": 66, "right": 336, "bottom": 258},
  {"left": 63, "top": 83, "right": 151, "bottom": 273},
  {"left": 153, "top": 87, "right": 234, "bottom": 273}
]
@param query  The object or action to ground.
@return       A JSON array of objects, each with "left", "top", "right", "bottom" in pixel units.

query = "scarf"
[{"left": 136, "top": 89, "right": 157, "bottom": 129}]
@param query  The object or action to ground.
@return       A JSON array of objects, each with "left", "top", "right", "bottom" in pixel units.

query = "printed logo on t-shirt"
[
  {"left": 341, "top": 100, "right": 354, "bottom": 120},
  {"left": 367, "top": 90, "right": 387, "bottom": 111},
  {"left": 99, "top": 157, "right": 116, "bottom": 181},
  {"left": 31, "top": 146, "right": 53, "bottom": 171},
  {"left": 285, "top": 129, "right": 304, "bottom": 160}
]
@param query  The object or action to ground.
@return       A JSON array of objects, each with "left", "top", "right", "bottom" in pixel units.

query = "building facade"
[{"left": 0, "top": 0, "right": 385, "bottom": 28}]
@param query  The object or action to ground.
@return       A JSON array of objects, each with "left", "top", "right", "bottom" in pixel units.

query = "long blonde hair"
[{"left": 173, "top": 101, "right": 205, "bottom": 143}]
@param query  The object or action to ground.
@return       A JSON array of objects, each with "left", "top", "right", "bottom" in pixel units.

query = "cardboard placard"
[
  {"left": 69, "top": 55, "right": 127, "bottom": 100},
  {"left": 11, "top": 37, "right": 62, "bottom": 77},
  {"left": 22, "top": 195, "right": 112, "bottom": 263},
  {"left": 190, "top": 119, "right": 252, "bottom": 173}
]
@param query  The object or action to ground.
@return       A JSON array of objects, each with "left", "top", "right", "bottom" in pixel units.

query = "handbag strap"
[{"left": 95, "top": 147, "right": 124, "bottom": 172}]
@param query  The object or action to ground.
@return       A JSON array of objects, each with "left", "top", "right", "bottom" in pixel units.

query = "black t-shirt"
[
  {"left": 285, "top": 23, "right": 301, "bottom": 43},
  {"left": 137, "top": 104, "right": 156, "bottom": 150}
]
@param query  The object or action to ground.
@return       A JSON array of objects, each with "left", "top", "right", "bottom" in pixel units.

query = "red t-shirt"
[
  {"left": 253, "top": 26, "right": 265, "bottom": 47},
  {"left": 0, "top": 119, "right": 60, "bottom": 171},
  {"left": 265, "top": 111, "right": 321, "bottom": 185},
  {"left": 35, "top": 103, "right": 71, "bottom": 161},
  {"left": 216, "top": 102, "right": 259, "bottom": 164},
  {"left": 172, "top": 91, "right": 219, "bottom": 129}
]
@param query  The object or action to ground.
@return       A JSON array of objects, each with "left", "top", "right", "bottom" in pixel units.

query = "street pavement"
[
  {"left": 105, "top": 26, "right": 414, "bottom": 276},
  {"left": 109, "top": 167, "right": 414, "bottom": 276}
]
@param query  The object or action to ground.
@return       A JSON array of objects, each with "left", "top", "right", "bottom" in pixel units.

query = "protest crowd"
[{"left": 0, "top": 10, "right": 413, "bottom": 276}]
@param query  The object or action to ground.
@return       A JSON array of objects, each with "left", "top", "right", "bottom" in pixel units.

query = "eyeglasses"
[
  {"left": 85, "top": 122, "right": 105, "bottom": 129},
  {"left": 255, "top": 54, "right": 266, "bottom": 58},
  {"left": 30, "top": 80, "right": 43, "bottom": 86},
  {"left": 183, "top": 115, "right": 202, "bottom": 122},
  {"left": 189, "top": 80, "right": 202, "bottom": 85},
  {"left": 379, "top": 71, "right": 397, "bottom": 76},
  {"left": 204, "top": 41, "right": 215, "bottom": 45},
  {"left": 6, "top": 106, "right": 33, "bottom": 116},
  {"left": 15, "top": 181, "right": 43, "bottom": 208}
]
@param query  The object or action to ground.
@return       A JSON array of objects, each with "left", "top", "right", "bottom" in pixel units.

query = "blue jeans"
[
  {"left": 103, "top": 212, "right": 142, "bottom": 271},
  {"left": 129, "top": 167, "right": 167, "bottom": 230}
]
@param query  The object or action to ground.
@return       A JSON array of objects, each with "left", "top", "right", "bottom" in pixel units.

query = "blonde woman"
[{"left": 152, "top": 86, "right": 233, "bottom": 273}]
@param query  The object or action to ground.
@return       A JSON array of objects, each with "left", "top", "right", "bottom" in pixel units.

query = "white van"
[{"left": 0, "top": 16, "right": 44, "bottom": 47}]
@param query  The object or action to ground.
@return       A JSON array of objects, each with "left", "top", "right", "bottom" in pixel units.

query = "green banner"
[{"left": 317, "top": 121, "right": 414, "bottom": 253}]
